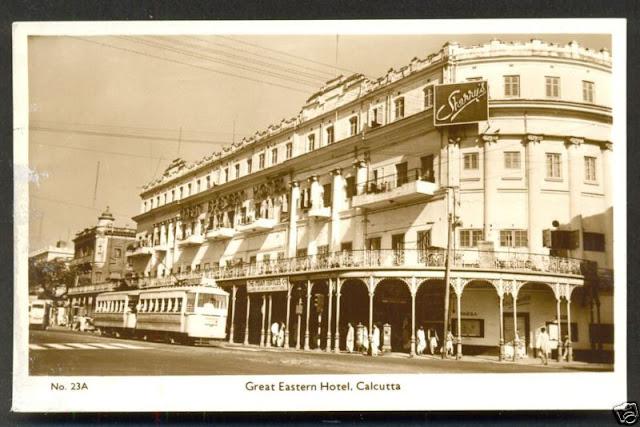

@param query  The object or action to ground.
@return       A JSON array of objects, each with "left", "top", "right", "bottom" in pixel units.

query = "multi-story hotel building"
[{"left": 129, "top": 39, "right": 613, "bottom": 361}]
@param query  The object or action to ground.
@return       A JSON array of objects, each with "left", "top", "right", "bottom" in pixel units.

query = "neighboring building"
[
  {"left": 67, "top": 207, "right": 136, "bottom": 314},
  {"left": 29, "top": 240, "right": 75, "bottom": 265},
  {"left": 130, "top": 40, "right": 613, "bottom": 361}
]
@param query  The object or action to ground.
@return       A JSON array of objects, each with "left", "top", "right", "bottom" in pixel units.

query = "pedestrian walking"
[
  {"left": 277, "top": 322, "right": 285, "bottom": 347},
  {"left": 346, "top": 322, "right": 355, "bottom": 353},
  {"left": 536, "top": 327, "right": 551, "bottom": 365},
  {"left": 428, "top": 328, "right": 439, "bottom": 355},
  {"left": 270, "top": 321, "right": 280, "bottom": 346},
  {"left": 371, "top": 324, "right": 380, "bottom": 356},
  {"left": 362, "top": 326, "right": 369, "bottom": 354},
  {"left": 416, "top": 326, "right": 427, "bottom": 354},
  {"left": 446, "top": 330, "right": 454, "bottom": 357},
  {"left": 561, "top": 334, "right": 570, "bottom": 361}
]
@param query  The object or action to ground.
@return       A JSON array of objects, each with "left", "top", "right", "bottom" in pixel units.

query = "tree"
[{"left": 28, "top": 258, "right": 77, "bottom": 297}]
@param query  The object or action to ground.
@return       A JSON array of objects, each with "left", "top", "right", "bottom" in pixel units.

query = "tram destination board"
[
  {"left": 246, "top": 277, "right": 289, "bottom": 293},
  {"left": 434, "top": 80, "right": 489, "bottom": 126}
]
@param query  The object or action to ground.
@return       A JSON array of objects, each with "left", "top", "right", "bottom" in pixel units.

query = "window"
[
  {"left": 500, "top": 229, "right": 528, "bottom": 247},
  {"left": 156, "top": 196, "right": 159, "bottom": 206},
  {"left": 584, "top": 156, "right": 597, "bottom": 182},
  {"left": 582, "top": 80, "right": 594, "bottom": 103},
  {"left": 171, "top": 190, "right": 175, "bottom": 201},
  {"left": 326, "top": 126, "right": 334, "bottom": 144},
  {"left": 235, "top": 164, "right": 240, "bottom": 179},
  {"left": 179, "top": 186, "right": 183, "bottom": 199},
  {"left": 421, "top": 155, "right": 434, "bottom": 182},
  {"left": 346, "top": 176, "right": 356, "bottom": 198},
  {"left": 114, "top": 248, "right": 122, "bottom": 259},
  {"left": 417, "top": 230, "right": 432, "bottom": 261},
  {"left": 307, "top": 134, "right": 315, "bottom": 152},
  {"left": 366, "top": 237, "right": 381, "bottom": 251},
  {"left": 396, "top": 162, "right": 408, "bottom": 186},
  {"left": 296, "top": 248, "right": 307, "bottom": 258},
  {"left": 206, "top": 176, "right": 210, "bottom": 189},
  {"left": 187, "top": 183, "right": 192, "bottom": 196},
  {"left": 259, "top": 153, "right": 265, "bottom": 169},
  {"left": 94, "top": 271, "right": 102, "bottom": 282},
  {"left": 583, "top": 232, "right": 605, "bottom": 252},
  {"left": 224, "top": 168, "right": 229, "bottom": 182},
  {"left": 371, "top": 107, "right": 383, "bottom": 126},
  {"left": 504, "top": 75, "right": 520, "bottom": 97},
  {"left": 349, "top": 116, "right": 358, "bottom": 136},
  {"left": 247, "top": 159, "right": 252, "bottom": 174},
  {"left": 394, "top": 97, "right": 405, "bottom": 120},
  {"left": 459, "top": 229, "right": 484, "bottom": 247},
  {"left": 196, "top": 179, "right": 201, "bottom": 192},
  {"left": 286, "top": 142, "right": 293, "bottom": 159},
  {"left": 452, "top": 319, "right": 485, "bottom": 338},
  {"left": 463, "top": 153, "right": 479, "bottom": 170},
  {"left": 323, "top": 183, "right": 332, "bottom": 207},
  {"left": 545, "top": 76, "right": 560, "bottom": 98},
  {"left": 423, "top": 86, "right": 434, "bottom": 108},
  {"left": 271, "top": 148, "right": 278, "bottom": 165},
  {"left": 341, "top": 242, "right": 353, "bottom": 252},
  {"left": 504, "top": 151, "right": 521, "bottom": 169},
  {"left": 546, "top": 153, "right": 562, "bottom": 179}
]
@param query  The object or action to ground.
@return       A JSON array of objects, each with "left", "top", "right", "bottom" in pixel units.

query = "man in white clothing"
[
  {"left": 537, "top": 327, "right": 551, "bottom": 365},
  {"left": 271, "top": 321, "right": 280, "bottom": 346}
]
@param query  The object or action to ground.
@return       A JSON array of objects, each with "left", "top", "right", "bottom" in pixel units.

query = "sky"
[{"left": 27, "top": 32, "right": 611, "bottom": 251}]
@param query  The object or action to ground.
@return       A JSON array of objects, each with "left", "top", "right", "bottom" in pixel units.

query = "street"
[{"left": 29, "top": 329, "right": 612, "bottom": 376}]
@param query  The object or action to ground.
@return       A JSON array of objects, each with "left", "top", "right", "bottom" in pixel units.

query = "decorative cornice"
[
  {"left": 524, "top": 134, "right": 543, "bottom": 144},
  {"left": 448, "top": 137, "right": 461, "bottom": 146},
  {"left": 330, "top": 168, "right": 342, "bottom": 176},
  {"left": 565, "top": 136, "right": 584, "bottom": 146},
  {"left": 601, "top": 141, "right": 613, "bottom": 151},
  {"left": 481, "top": 134, "right": 500, "bottom": 144},
  {"left": 353, "top": 159, "right": 367, "bottom": 169}
]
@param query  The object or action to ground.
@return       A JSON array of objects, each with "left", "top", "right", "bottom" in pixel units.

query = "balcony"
[
  {"left": 308, "top": 205, "right": 331, "bottom": 218},
  {"left": 236, "top": 217, "right": 276, "bottom": 234},
  {"left": 352, "top": 168, "right": 437, "bottom": 209},
  {"left": 126, "top": 245, "right": 154, "bottom": 258},
  {"left": 206, "top": 227, "right": 236, "bottom": 241},
  {"left": 67, "top": 282, "right": 118, "bottom": 295},
  {"left": 204, "top": 249, "right": 585, "bottom": 281},
  {"left": 177, "top": 234, "right": 205, "bottom": 247}
]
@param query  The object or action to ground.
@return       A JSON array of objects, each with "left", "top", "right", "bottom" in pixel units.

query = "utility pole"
[{"left": 441, "top": 186, "right": 459, "bottom": 359}]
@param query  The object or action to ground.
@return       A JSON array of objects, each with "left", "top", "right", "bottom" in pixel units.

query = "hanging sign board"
[
  {"left": 434, "top": 80, "right": 489, "bottom": 126},
  {"left": 247, "top": 277, "right": 289, "bottom": 293}
]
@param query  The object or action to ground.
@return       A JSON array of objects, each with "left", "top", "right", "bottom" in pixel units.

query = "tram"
[{"left": 93, "top": 282, "right": 229, "bottom": 345}]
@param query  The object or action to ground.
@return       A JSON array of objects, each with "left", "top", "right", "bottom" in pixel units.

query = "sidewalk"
[{"left": 219, "top": 341, "right": 613, "bottom": 370}]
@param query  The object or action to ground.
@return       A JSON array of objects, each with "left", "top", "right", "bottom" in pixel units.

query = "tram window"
[
  {"left": 160, "top": 299, "right": 166, "bottom": 312},
  {"left": 174, "top": 298, "right": 181, "bottom": 312},
  {"left": 186, "top": 294, "right": 196, "bottom": 312},
  {"left": 167, "top": 298, "right": 173, "bottom": 312}
]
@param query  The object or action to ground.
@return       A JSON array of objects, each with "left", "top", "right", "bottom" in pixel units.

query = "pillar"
[
  {"left": 566, "top": 295, "right": 573, "bottom": 362},
  {"left": 410, "top": 277, "right": 416, "bottom": 357},
  {"left": 266, "top": 294, "right": 273, "bottom": 347},
  {"left": 566, "top": 137, "right": 584, "bottom": 259},
  {"left": 284, "top": 286, "right": 291, "bottom": 349},
  {"left": 287, "top": 181, "right": 300, "bottom": 259},
  {"left": 307, "top": 176, "right": 320, "bottom": 258},
  {"left": 556, "top": 294, "right": 562, "bottom": 362},
  {"left": 456, "top": 290, "right": 462, "bottom": 359},
  {"left": 526, "top": 135, "right": 544, "bottom": 253},
  {"left": 244, "top": 293, "right": 250, "bottom": 345},
  {"left": 228, "top": 285, "right": 237, "bottom": 343},
  {"left": 498, "top": 290, "right": 504, "bottom": 361},
  {"left": 260, "top": 294, "right": 266, "bottom": 347},
  {"left": 353, "top": 160, "right": 368, "bottom": 252},
  {"left": 602, "top": 142, "right": 613, "bottom": 268},
  {"left": 512, "top": 286, "right": 519, "bottom": 362},
  {"left": 482, "top": 135, "right": 500, "bottom": 244},
  {"left": 304, "top": 280, "right": 311, "bottom": 350},
  {"left": 368, "top": 276, "right": 374, "bottom": 356},
  {"left": 334, "top": 279, "right": 341, "bottom": 353},
  {"left": 326, "top": 278, "right": 333, "bottom": 352},
  {"left": 330, "top": 169, "right": 343, "bottom": 253}
]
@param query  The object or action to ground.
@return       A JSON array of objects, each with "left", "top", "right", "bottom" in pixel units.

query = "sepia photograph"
[{"left": 13, "top": 19, "right": 627, "bottom": 412}]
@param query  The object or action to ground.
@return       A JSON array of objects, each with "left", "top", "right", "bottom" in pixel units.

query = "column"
[
  {"left": 326, "top": 279, "right": 333, "bottom": 352},
  {"left": 334, "top": 279, "right": 341, "bottom": 353},
  {"left": 498, "top": 281, "right": 505, "bottom": 361},
  {"left": 482, "top": 135, "right": 500, "bottom": 244},
  {"left": 307, "top": 176, "right": 320, "bottom": 259},
  {"left": 556, "top": 294, "right": 562, "bottom": 362},
  {"left": 287, "top": 181, "right": 300, "bottom": 259},
  {"left": 456, "top": 291, "right": 462, "bottom": 359},
  {"left": 284, "top": 285, "right": 291, "bottom": 349},
  {"left": 602, "top": 142, "right": 613, "bottom": 268},
  {"left": 330, "top": 169, "right": 343, "bottom": 253},
  {"left": 566, "top": 294, "right": 573, "bottom": 362},
  {"left": 368, "top": 276, "right": 374, "bottom": 356},
  {"left": 244, "top": 293, "right": 250, "bottom": 345},
  {"left": 228, "top": 285, "right": 237, "bottom": 343},
  {"left": 353, "top": 160, "right": 368, "bottom": 252},
  {"left": 266, "top": 294, "right": 273, "bottom": 347},
  {"left": 304, "top": 280, "right": 311, "bottom": 350},
  {"left": 410, "top": 277, "right": 416, "bottom": 357},
  {"left": 512, "top": 284, "right": 519, "bottom": 362},
  {"left": 260, "top": 294, "right": 266, "bottom": 347},
  {"left": 566, "top": 137, "right": 584, "bottom": 259},
  {"left": 526, "top": 135, "right": 544, "bottom": 253}
]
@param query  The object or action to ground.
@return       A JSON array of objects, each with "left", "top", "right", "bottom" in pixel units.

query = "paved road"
[{"left": 29, "top": 329, "right": 611, "bottom": 376}]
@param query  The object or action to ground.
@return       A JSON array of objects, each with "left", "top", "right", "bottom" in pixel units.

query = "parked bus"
[{"left": 29, "top": 299, "right": 52, "bottom": 330}]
